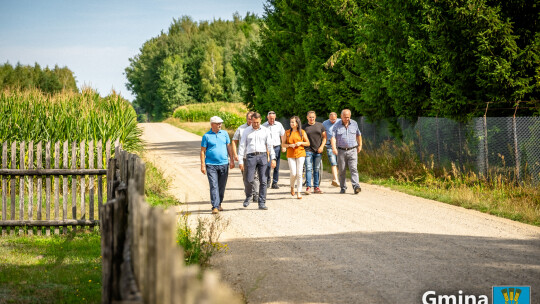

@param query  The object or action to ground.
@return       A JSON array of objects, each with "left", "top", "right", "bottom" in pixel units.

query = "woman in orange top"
[{"left": 281, "top": 116, "right": 310, "bottom": 199}]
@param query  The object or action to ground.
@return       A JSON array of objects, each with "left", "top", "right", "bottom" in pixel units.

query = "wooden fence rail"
[
  {"left": 0, "top": 139, "right": 116, "bottom": 236},
  {"left": 102, "top": 147, "right": 240, "bottom": 304}
]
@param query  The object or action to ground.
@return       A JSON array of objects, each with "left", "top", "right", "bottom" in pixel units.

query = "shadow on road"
[{"left": 215, "top": 231, "right": 540, "bottom": 304}]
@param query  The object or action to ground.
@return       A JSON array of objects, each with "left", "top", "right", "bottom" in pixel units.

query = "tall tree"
[
  {"left": 125, "top": 14, "right": 261, "bottom": 120},
  {"left": 158, "top": 55, "right": 191, "bottom": 111},
  {"left": 199, "top": 40, "right": 225, "bottom": 102}
]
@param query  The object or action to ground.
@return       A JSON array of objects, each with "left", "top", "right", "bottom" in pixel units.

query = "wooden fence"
[
  {"left": 102, "top": 147, "right": 240, "bottom": 304},
  {"left": 0, "top": 139, "right": 116, "bottom": 236}
]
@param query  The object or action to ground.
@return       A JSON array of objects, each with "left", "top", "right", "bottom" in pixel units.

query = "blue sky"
[{"left": 0, "top": 0, "right": 266, "bottom": 101}]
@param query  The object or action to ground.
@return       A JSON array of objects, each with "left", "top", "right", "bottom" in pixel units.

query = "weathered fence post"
[
  {"left": 19, "top": 141, "right": 25, "bottom": 235},
  {"left": 28, "top": 142, "right": 34, "bottom": 236},
  {"left": 1, "top": 142, "right": 6, "bottom": 236},
  {"left": 10, "top": 142, "right": 15, "bottom": 235},
  {"left": 37, "top": 142, "right": 42, "bottom": 235}
]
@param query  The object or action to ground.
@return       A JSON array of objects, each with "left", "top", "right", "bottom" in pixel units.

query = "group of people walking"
[{"left": 200, "top": 109, "right": 363, "bottom": 214}]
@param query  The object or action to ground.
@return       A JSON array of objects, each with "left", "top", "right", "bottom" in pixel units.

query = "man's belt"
[
  {"left": 274, "top": 145, "right": 281, "bottom": 148},
  {"left": 338, "top": 146, "right": 358, "bottom": 151},
  {"left": 248, "top": 152, "right": 266, "bottom": 156}
]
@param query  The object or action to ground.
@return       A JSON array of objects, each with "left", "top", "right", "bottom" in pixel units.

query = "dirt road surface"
[{"left": 140, "top": 123, "right": 540, "bottom": 304}]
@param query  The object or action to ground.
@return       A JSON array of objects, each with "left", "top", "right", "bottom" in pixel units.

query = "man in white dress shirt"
[
  {"left": 232, "top": 111, "right": 259, "bottom": 203},
  {"left": 238, "top": 112, "right": 277, "bottom": 210},
  {"left": 262, "top": 110, "right": 285, "bottom": 189}
]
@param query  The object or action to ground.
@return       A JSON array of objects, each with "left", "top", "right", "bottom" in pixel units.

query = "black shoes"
[
  {"left": 271, "top": 183, "right": 279, "bottom": 189},
  {"left": 258, "top": 205, "right": 268, "bottom": 210},
  {"left": 243, "top": 198, "right": 251, "bottom": 207},
  {"left": 354, "top": 186, "right": 362, "bottom": 194},
  {"left": 340, "top": 189, "right": 346, "bottom": 194}
]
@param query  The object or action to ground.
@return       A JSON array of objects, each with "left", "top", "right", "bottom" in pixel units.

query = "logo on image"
[{"left": 493, "top": 286, "right": 530, "bottom": 304}]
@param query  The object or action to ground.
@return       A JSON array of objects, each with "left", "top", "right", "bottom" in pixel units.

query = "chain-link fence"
[
  {"left": 356, "top": 116, "right": 540, "bottom": 184},
  {"left": 276, "top": 115, "right": 540, "bottom": 184}
]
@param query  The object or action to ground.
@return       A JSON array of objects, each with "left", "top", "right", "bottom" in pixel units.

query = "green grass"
[
  {"left": 0, "top": 231, "right": 101, "bottom": 304},
  {"left": 142, "top": 155, "right": 181, "bottom": 208}
]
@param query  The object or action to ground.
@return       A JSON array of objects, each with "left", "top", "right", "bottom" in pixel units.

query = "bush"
[{"left": 172, "top": 102, "right": 247, "bottom": 130}]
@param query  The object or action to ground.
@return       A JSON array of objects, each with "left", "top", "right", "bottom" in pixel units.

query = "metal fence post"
[
  {"left": 436, "top": 116, "right": 441, "bottom": 168},
  {"left": 483, "top": 104, "right": 490, "bottom": 177},
  {"left": 458, "top": 122, "right": 463, "bottom": 168},
  {"left": 513, "top": 103, "right": 521, "bottom": 182}
]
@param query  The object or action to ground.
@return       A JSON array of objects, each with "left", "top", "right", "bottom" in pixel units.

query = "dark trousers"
[
  {"left": 245, "top": 153, "right": 268, "bottom": 206},
  {"left": 266, "top": 145, "right": 281, "bottom": 184},
  {"left": 242, "top": 158, "right": 259, "bottom": 200},
  {"left": 206, "top": 164, "right": 229, "bottom": 209}
]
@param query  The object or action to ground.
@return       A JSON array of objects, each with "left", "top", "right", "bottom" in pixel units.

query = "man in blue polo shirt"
[
  {"left": 201, "top": 116, "right": 235, "bottom": 214},
  {"left": 331, "top": 109, "right": 362, "bottom": 194}
]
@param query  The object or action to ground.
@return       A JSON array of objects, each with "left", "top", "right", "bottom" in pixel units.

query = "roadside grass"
[
  {"left": 142, "top": 154, "right": 180, "bottom": 208},
  {"left": 321, "top": 140, "right": 540, "bottom": 226},
  {"left": 0, "top": 231, "right": 101, "bottom": 304}
]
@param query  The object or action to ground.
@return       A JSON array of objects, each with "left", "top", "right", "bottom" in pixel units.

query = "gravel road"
[{"left": 140, "top": 123, "right": 540, "bottom": 304}]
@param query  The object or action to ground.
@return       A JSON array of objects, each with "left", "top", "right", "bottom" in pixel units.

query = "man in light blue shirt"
[
  {"left": 238, "top": 112, "right": 276, "bottom": 210},
  {"left": 201, "top": 116, "right": 235, "bottom": 214},
  {"left": 331, "top": 109, "right": 363, "bottom": 194},
  {"left": 322, "top": 112, "right": 341, "bottom": 187},
  {"left": 262, "top": 111, "right": 285, "bottom": 189}
]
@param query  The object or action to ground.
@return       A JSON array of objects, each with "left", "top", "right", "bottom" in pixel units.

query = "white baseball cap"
[{"left": 210, "top": 116, "right": 224, "bottom": 123}]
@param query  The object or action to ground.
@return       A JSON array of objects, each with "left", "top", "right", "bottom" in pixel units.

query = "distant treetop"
[{"left": 0, "top": 62, "right": 78, "bottom": 94}]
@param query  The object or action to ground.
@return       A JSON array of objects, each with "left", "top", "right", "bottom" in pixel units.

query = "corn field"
[{"left": 0, "top": 88, "right": 143, "bottom": 152}]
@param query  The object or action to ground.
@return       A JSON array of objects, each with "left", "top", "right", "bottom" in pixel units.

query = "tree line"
[
  {"left": 238, "top": 0, "right": 539, "bottom": 127},
  {"left": 125, "top": 13, "right": 261, "bottom": 120},
  {"left": 0, "top": 62, "right": 78, "bottom": 94},
  {"left": 126, "top": 1, "right": 539, "bottom": 125}
]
